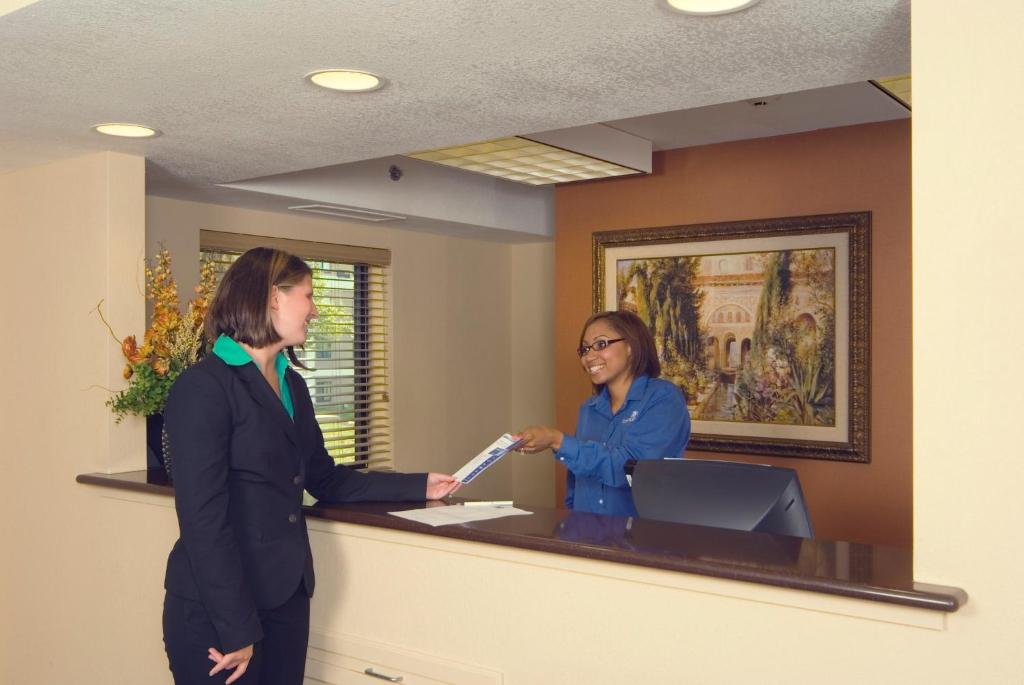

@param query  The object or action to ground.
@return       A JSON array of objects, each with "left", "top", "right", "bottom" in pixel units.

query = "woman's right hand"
[
  {"left": 513, "top": 426, "right": 564, "bottom": 454},
  {"left": 208, "top": 644, "right": 254, "bottom": 684},
  {"left": 426, "top": 473, "right": 461, "bottom": 499}
]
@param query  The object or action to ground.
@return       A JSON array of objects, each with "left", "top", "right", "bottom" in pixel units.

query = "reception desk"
[{"left": 78, "top": 470, "right": 966, "bottom": 684}]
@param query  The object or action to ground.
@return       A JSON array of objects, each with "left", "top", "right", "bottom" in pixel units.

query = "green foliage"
[
  {"left": 734, "top": 348, "right": 797, "bottom": 424},
  {"left": 619, "top": 256, "right": 708, "bottom": 380},
  {"left": 752, "top": 251, "right": 791, "bottom": 351},
  {"left": 660, "top": 356, "right": 711, "bottom": 407},
  {"left": 106, "top": 362, "right": 180, "bottom": 423},
  {"left": 734, "top": 249, "right": 836, "bottom": 426},
  {"left": 305, "top": 266, "right": 357, "bottom": 365},
  {"left": 774, "top": 312, "right": 835, "bottom": 424},
  {"left": 309, "top": 267, "right": 355, "bottom": 336}
]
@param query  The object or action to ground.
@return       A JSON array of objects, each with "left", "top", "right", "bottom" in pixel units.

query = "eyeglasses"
[{"left": 577, "top": 338, "right": 624, "bottom": 357}]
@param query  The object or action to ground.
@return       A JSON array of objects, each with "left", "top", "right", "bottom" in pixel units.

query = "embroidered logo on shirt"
[{"left": 622, "top": 410, "right": 639, "bottom": 424}]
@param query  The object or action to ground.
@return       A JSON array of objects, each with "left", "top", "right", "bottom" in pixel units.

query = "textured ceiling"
[
  {"left": 607, "top": 81, "right": 909, "bottom": 152},
  {"left": 0, "top": 0, "right": 909, "bottom": 202}
]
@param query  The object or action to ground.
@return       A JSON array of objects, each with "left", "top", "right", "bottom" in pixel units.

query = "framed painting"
[{"left": 594, "top": 212, "right": 870, "bottom": 462}]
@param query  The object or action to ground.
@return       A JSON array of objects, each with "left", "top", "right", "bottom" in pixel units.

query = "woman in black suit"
[{"left": 162, "top": 247, "right": 460, "bottom": 684}]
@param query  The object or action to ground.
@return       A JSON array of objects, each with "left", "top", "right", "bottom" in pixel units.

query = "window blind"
[{"left": 200, "top": 231, "right": 392, "bottom": 470}]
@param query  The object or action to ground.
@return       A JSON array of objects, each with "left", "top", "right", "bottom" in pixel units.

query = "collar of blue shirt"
[{"left": 584, "top": 374, "right": 651, "bottom": 416}]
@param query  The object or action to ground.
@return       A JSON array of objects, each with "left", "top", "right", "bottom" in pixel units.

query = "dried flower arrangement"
[{"left": 96, "top": 249, "right": 218, "bottom": 421}]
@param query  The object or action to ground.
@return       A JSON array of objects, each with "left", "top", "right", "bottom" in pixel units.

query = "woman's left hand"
[
  {"left": 426, "top": 473, "right": 461, "bottom": 500},
  {"left": 208, "top": 644, "right": 254, "bottom": 684}
]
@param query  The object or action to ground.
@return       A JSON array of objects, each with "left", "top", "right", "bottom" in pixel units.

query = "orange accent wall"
[{"left": 554, "top": 120, "right": 911, "bottom": 546}]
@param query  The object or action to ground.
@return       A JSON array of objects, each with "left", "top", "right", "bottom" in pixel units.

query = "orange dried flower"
[
  {"left": 101, "top": 247, "right": 218, "bottom": 420},
  {"left": 121, "top": 335, "right": 143, "bottom": 365}
]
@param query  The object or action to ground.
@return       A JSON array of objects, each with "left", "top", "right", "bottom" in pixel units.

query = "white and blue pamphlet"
[
  {"left": 388, "top": 503, "right": 531, "bottom": 527},
  {"left": 453, "top": 433, "right": 524, "bottom": 484}
]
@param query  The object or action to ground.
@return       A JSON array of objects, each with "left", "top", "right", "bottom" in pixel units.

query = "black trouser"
[{"left": 163, "top": 584, "right": 310, "bottom": 685}]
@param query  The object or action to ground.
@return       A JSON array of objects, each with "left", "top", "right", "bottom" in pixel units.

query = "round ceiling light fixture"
[
  {"left": 306, "top": 69, "right": 385, "bottom": 92},
  {"left": 92, "top": 123, "right": 161, "bottom": 138},
  {"left": 665, "top": 0, "right": 761, "bottom": 15}
]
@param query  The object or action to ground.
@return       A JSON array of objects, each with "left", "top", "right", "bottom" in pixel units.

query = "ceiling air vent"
[{"left": 287, "top": 203, "right": 406, "bottom": 222}]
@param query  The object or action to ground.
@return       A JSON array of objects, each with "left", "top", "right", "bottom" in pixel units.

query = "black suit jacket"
[{"left": 163, "top": 354, "right": 426, "bottom": 653}]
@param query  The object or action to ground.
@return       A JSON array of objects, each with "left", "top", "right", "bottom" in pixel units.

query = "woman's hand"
[
  {"left": 513, "top": 426, "right": 564, "bottom": 454},
  {"left": 208, "top": 644, "right": 253, "bottom": 684},
  {"left": 426, "top": 473, "right": 461, "bottom": 500}
]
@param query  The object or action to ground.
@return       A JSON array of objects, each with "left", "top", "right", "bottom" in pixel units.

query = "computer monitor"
[{"left": 628, "top": 459, "right": 814, "bottom": 539}]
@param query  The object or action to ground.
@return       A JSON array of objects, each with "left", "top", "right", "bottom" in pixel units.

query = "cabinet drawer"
[{"left": 303, "top": 629, "right": 501, "bottom": 685}]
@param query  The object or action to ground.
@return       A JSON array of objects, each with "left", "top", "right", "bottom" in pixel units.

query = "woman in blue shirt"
[{"left": 515, "top": 310, "right": 691, "bottom": 516}]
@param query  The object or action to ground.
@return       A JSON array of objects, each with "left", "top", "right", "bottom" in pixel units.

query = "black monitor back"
[{"left": 631, "top": 459, "right": 814, "bottom": 539}]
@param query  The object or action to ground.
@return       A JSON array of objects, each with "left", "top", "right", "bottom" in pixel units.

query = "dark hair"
[
  {"left": 579, "top": 310, "right": 660, "bottom": 390},
  {"left": 205, "top": 247, "right": 312, "bottom": 366}
]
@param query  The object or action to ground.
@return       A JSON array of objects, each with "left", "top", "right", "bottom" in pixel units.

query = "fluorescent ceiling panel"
[
  {"left": 407, "top": 136, "right": 643, "bottom": 186},
  {"left": 874, "top": 74, "right": 911, "bottom": 107}
]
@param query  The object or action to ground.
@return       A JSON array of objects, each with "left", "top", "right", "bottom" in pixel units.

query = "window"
[{"left": 200, "top": 230, "right": 392, "bottom": 470}]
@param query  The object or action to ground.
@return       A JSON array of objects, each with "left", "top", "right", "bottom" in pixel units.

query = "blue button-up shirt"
[{"left": 556, "top": 375, "right": 691, "bottom": 516}]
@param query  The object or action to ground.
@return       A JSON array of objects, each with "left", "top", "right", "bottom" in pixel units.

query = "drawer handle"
[{"left": 364, "top": 667, "right": 403, "bottom": 682}]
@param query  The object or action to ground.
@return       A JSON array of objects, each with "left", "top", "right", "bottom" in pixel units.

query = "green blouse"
[{"left": 212, "top": 334, "right": 294, "bottom": 419}]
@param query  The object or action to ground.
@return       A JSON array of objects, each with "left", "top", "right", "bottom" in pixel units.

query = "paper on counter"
[
  {"left": 453, "top": 433, "right": 524, "bottom": 484},
  {"left": 388, "top": 504, "right": 532, "bottom": 527}
]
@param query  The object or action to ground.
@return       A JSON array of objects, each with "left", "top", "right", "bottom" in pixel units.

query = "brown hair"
[
  {"left": 205, "top": 247, "right": 312, "bottom": 366},
  {"left": 579, "top": 310, "right": 660, "bottom": 390}
]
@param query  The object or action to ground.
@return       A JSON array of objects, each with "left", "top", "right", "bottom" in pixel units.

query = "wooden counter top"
[{"left": 77, "top": 469, "right": 966, "bottom": 612}]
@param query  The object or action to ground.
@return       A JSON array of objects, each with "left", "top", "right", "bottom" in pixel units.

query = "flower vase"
[{"left": 146, "top": 413, "right": 173, "bottom": 481}]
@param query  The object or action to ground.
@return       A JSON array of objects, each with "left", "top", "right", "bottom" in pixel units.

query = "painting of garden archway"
[{"left": 594, "top": 213, "right": 870, "bottom": 462}]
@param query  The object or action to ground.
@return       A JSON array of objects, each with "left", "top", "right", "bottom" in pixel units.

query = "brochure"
[{"left": 453, "top": 433, "right": 524, "bottom": 484}]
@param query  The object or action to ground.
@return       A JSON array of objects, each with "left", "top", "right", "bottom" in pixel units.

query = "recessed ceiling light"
[
  {"left": 665, "top": 0, "right": 761, "bottom": 16},
  {"left": 306, "top": 69, "right": 384, "bottom": 92},
  {"left": 92, "top": 123, "right": 160, "bottom": 138}
]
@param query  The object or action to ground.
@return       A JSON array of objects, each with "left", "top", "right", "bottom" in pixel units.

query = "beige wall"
[
  {"left": 0, "top": 152, "right": 171, "bottom": 684},
  {"left": 912, "top": 0, "right": 1024, "bottom": 643},
  {"left": 145, "top": 196, "right": 555, "bottom": 505}
]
